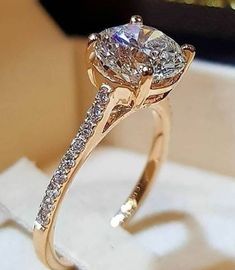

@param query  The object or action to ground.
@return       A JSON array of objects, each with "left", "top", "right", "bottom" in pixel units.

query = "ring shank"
[
  {"left": 111, "top": 101, "right": 170, "bottom": 227},
  {"left": 33, "top": 97, "right": 170, "bottom": 270}
]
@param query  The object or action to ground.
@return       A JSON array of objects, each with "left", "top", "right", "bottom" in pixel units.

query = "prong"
[
  {"left": 135, "top": 70, "right": 153, "bottom": 107},
  {"left": 142, "top": 65, "right": 153, "bottom": 76},
  {"left": 135, "top": 65, "right": 154, "bottom": 105},
  {"left": 130, "top": 15, "right": 143, "bottom": 24},
  {"left": 88, "top": 33, "right": 100, "bottom": 45},
  {"left": 138, "top": 65, "right": 153, "bottom": 94},
  {"left": 181, "top": 44, "right": 195, "bottom": 53},
  {"left": 181, "top": 44, "right": 196, "bottom": 65}
]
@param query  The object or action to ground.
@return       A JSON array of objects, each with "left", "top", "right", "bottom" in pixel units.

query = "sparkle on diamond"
[{"left": 95, "top": 23, "right": 186, "bottom": 85}]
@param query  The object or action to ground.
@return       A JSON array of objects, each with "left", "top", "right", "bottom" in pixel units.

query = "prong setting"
[
  {"left": 142, "top": 66, "right": 153, "bottom": 76},
  {"left": 181, "top": 44, "right": 196, "bottom": 68},
  {"left": 130, "top": 15, "right": 143, "bottom": 24},
  {"left": 88, "top": 33, "right": 100, "bottom": 45},
  {"left": 181, "top": 44, "right": 196, "bottom": 53},
  {"left": 90, "top": 20, "right": 187, "bottom": 88}
]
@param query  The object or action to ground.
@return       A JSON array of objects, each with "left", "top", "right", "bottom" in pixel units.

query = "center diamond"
[{"left": 95, "top": 23, "right": 186, "bottom": 85}]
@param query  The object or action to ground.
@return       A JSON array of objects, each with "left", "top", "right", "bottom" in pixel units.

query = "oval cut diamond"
[{"left": 95, "top": 23, "right": 186, "bottom": 85}]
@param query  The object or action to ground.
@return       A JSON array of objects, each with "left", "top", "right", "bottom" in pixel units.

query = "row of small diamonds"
[{"left": 35, "top": 85, "right": 112, "bottom": 228}]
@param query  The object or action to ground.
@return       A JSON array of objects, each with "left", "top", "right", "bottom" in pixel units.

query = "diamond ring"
[{"left": 33, "top": 15, "right": 195, "bottom": 269}]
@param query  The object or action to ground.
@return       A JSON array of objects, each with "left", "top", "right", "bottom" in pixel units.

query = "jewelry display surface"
[{"left": 1, "top": 147, "right": 235, "bottom": 269}]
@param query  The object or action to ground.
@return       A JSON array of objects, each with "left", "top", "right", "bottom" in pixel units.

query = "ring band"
[{"left": 33, "top": 15, "right": 195, "bottom": 270}]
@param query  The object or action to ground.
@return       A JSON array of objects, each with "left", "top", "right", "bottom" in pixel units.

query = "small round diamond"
[
  {"left": 78, "top": 127, "right": 92, "bottom": 141},
  {"left": 61, "top": 151, "right": 76, "bottom": 170},
  {"left": 81, "top": 121, "right": 95, "bottom": 131},
  {"left": 88, "top": 103, "right": 103, "bottom": 122},
  {"left": 96, "top": 87, "right": 110, "bottom": 105},
  {"left": 46, "top": 183, "right": 60, "bottom": 199},
  {"left": 36, "top": 209, "right": 50, "bottom": 226},
  {"left": 71, "top": 138, "right": 85, "bottom": 154},
  {"left": 53, "top": 169, "right": 67, "bottom": 184},
  {"left": 41, "top": 197, "right": 54, "bottom": 212}
]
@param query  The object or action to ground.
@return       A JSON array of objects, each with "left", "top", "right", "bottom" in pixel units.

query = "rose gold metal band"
[{"left": 33, "top": 87, "right": 171, "bottom": 270}]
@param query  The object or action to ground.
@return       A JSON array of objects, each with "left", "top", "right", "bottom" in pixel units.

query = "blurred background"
[
  {"left": 0, "top": 1, "right": 235, "bottom": 270},
  {"left": 0, "top": 0, "right": 234, "bottom": 176},
  {"left": 41, "top": 0, "right": 235, "bottom": 63}
]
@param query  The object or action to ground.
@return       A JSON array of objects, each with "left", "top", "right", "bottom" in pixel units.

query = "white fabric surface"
[{"left": 1, "top": 147, "right": 235, "bottom": 270}]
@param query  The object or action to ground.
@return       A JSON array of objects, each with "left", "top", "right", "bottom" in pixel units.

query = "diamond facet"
[{"left": 95, "top": 23, "right": 186, "bottom": 85}]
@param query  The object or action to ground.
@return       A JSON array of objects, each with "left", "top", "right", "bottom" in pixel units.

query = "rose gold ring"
[{"left": 33, "top": 15, "right": 195, "bottom": 270}]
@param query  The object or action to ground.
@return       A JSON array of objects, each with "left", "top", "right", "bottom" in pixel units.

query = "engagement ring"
[{"left": 33, "top": 15, "right": 195, "bottom": 270}]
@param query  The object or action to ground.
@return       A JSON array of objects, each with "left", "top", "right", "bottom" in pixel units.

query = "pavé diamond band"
[{"left": 33, "top": 15, "right": 195, "bottom": 270}]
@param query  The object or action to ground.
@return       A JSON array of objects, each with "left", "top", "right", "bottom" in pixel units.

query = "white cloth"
[{"left": 0, "top": 147, "right": 235, "bottom": 270}]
